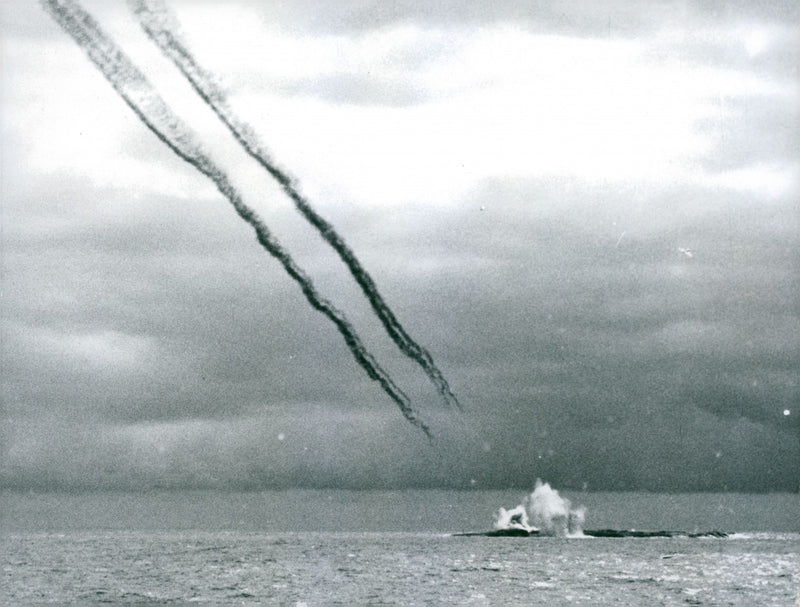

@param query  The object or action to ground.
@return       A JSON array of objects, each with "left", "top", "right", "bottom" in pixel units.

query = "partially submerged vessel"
[
  {"left": 455, "top": 528, "right": 727, "bottom": 538},
  {"left": 456, "top": 480, "right": 727, "bottom": 539}
]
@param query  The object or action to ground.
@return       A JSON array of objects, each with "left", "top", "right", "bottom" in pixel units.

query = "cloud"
[
  {"left": 4, "top": 395, "right": 795, "bottom": 492},
  {"left": 1, "top": 0, "right": 797, "bottom": 491},
  {"left": 168, "top": 0, "right": 799, "bottom": 37},
  {"left": 1, "top": 408, "right": 447, "bottom": 490}
]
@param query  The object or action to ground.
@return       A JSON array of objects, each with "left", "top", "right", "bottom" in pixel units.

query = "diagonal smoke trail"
[
  {"left": 40, "top": 0, "right": 432, "bottom": 438},
  {"left": 128, "top": 0, "right": 461, "bottom": 411}
]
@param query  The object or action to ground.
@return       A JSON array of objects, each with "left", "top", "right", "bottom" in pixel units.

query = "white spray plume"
[
  {"left": 494, "top": 479, "right": 586, "bottom": 537},
  {"left": 493, "top": 505, "right": 534, "bottom": 532}
]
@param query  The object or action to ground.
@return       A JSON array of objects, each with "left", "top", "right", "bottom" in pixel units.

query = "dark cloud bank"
[{"left": 4, "top": 175, "right": 797, "bottom": 492}]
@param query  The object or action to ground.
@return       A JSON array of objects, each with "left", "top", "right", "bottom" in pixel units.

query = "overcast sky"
[{"left": 2, "top": 0, "right": 798, "bottom": 492}]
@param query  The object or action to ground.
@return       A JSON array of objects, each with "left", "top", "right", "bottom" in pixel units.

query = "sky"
[{"left": 1, "top": 0, "right": 798, "bottom": 492}]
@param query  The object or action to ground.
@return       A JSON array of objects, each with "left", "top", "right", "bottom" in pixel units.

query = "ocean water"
[{"left": 2, "top": 490, "right": 798, "bottom": 605}]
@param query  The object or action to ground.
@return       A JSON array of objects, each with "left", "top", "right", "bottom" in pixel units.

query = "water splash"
[{"left": 494, "top": 479, "right": 586, "bottom": 537}]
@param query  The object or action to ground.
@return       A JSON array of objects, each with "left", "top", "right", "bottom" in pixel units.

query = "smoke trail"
[
  {"left": 39, "top": 0, "right": 431, "bottom": 438},
  {"left": 128, "top": 0, "right": 461, "bottom": 411}
]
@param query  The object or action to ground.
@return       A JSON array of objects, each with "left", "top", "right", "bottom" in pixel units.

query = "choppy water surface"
[{"left": 2, "top": 490, "right": 798, "bottom": 605}]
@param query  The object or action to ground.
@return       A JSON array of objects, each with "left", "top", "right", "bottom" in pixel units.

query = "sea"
[{"left": 1, "top": 489, "right": 798, "bottom": 605}]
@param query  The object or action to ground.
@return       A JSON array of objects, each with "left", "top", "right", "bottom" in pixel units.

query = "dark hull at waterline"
[{"left": 454, "top": 529, "right": 728, "bottom": 538}]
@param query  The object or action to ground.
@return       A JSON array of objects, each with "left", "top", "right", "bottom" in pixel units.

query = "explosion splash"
[
  {"left": 495, "top": 479, "right": 586, "bottom": 537},
  {"left": 455, "top": 479, "right": 727, "bottom": 538}
]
